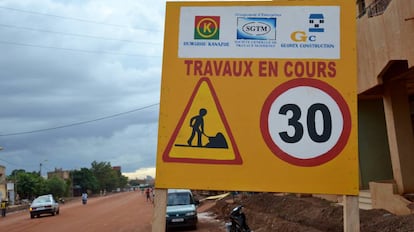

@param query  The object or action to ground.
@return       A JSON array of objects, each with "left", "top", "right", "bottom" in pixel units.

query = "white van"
[{"left": 166, "top": 189, "right": 199, "bottom": 230}]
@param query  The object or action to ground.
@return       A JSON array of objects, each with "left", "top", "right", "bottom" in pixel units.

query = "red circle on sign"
[{"left": 260, "top": 78, "right": 352, "bottom": 167}]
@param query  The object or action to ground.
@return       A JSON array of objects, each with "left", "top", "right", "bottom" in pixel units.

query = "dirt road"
[{"left": 0, "top": 191, "right": 225, "bottom": 232}]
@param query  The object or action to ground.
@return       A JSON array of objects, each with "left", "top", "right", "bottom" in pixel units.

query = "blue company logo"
[
  {"left": 237, "top": 17, "right": 276, "bottom": 40},
  {"left": 289, "top": 13, "right": 326, "bottom": 43},
  {"left": 309, "top": 13, "right": 325, "bottom": 33},
  {"left": 283, "top": 12, "right": 334, "bottom": 49}
]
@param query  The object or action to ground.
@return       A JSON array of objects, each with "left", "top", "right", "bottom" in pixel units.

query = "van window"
[{"left": 167, "top": 192, "right": 194, "bottom": 206}]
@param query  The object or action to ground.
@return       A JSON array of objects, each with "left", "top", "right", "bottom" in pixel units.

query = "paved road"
[{"left": 0, "top": 191, "right": 225, "bottom": 232}]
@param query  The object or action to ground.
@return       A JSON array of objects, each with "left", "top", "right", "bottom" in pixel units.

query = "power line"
[
  {"left": 0, "top": 157, "right": 21, "bottom": 167},
  {"left": 0, "top": 23, "right": 162, "bottom": 45},
  {"left": 0, "top": 40, "right": 162, "bottom": 57},
  {"left": 0, "top": 103, "right": 160, "bottom": 137},
  {"left": 0, "top": 6, "right": 161, "bottom": 32}
]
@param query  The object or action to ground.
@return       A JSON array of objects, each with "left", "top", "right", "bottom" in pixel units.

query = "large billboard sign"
[{"left": 156, "top": 0, "right": 358, "bottom": 195}]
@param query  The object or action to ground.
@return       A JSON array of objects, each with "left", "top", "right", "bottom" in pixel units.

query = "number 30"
[{"left": 278, "top": 103, "right": 332, "bottom": 143}]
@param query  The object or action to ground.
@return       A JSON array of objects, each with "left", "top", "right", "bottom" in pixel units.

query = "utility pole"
[
  {"left": 39, "top": 160, "right": 47, "bottom": 177},
  {"left": 14, "top": 171, "right": 17, "bottom": 205}
]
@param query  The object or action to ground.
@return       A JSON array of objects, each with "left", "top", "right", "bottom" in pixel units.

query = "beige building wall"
[
  {"left": 0, "top": 165, "right": 6, "bottom": 201},
  {"left": 357, "top": 0, "right": 414, "bottom": 196},
  {"left": 357, "top": 0, "right": 414, "bottom": 93}
]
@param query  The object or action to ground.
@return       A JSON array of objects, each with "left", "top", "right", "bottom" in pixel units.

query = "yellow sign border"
[{"left": 156, "top": 0, "right": 358, "bottom": 195}]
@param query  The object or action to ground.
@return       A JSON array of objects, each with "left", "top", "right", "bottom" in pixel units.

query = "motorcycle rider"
[
  {"left": 82, "top": 192, "right": 88, "bottom": 204},
  {"left": 229, "top": 205, "right": 251, "bottom": 232}
]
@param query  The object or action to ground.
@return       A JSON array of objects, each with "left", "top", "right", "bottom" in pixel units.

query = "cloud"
[
  {"left": 0, "top": 0, "right": 165, "bottom": 177},
  {"left": 123, "top": 167, "right": 156, "bottom": 180}
]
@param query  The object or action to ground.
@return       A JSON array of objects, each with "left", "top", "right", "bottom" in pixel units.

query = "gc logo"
[{"left": 290, "top": 31, "right": 316, "bottom": 42}]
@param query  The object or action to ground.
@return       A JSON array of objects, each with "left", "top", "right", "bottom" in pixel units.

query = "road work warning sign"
[
  {"left": 163, "top": 77, "right": 242, "bottom": 164},
  {"left": 156, "top": 0, "right": 358, "bottom": 195}
]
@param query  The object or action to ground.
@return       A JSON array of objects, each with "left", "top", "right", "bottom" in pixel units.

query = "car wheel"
[
  {"left": 56, "top": 209, "right": 60, "bottom": 215},
  {"left": 30, "top": 214, "right": 34, "bottom": 219}
]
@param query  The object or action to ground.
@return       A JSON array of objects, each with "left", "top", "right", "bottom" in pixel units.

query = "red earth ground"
[
  {"left": 0, "top": 191, "right": 225, "bottom": 232},
  {"left": 203, "top": 192, "right": 414, "bottom": 232},
  {"left": 3, "top": 191, "right": 414, "bottom": 231}
]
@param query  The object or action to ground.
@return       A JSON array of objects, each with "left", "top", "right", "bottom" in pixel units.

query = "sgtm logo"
[{"left": 194, "top": 16, "right": 220, "bottom": 40}]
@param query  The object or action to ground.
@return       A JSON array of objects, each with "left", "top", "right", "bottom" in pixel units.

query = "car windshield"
[
  {"left": 33, "top": 196, "right": 51, "bottom": 204},
  {"left": 167, "top": 192, "right": 192, "bottom": 206}
]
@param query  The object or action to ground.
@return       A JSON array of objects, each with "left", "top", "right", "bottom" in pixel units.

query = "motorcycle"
[
  {"left": 82, "top": 193, "right": 88, "bottom": 205},
  {"left": 226, "top": 205, "right": 251, "bottom": 232}
]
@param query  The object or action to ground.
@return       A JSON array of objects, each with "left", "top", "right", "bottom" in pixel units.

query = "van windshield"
[{"left": 167, "top": 192, "right": 193, "bottom": 206}]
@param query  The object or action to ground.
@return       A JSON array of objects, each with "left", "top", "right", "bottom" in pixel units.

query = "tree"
[
  {"left": 9, "top": 169, "right": 25, "bottom": 179},
  {"left": 91, "top": 161, "right": 116, "bottom": 192},
  {"left": 15, "top": 171, "right": 45, "bottom": 200},
  {"left": 118, "top": 174, "right": 128, "bottom": 189},
  {"left": 72, "top": 168, "right": 99, "bottom": 194},
  {"left": 45, "top": 176, "right": 66, "bottom": 198},
  {"left": 90, "top": 161, "right": 129, "bottom": 192},
  {"left": 8, "top": 160, "right": 130, "bottom": 198}
]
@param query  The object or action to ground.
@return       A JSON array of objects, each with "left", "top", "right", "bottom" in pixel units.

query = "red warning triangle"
[{"left": 163, "top": 77, "right": 242, "bottom": 164}]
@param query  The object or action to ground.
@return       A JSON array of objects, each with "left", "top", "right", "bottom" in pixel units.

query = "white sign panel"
[
  {"left": 179, "top": 6, "right": 340, "bottom": 59},
  {"left": 7, "top": 182, "right": 14, "bottom": 191}
]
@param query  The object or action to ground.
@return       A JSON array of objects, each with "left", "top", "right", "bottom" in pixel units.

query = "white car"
[
  {"left": 29, "top": 194, "right": 60, "bottom": 219},
  {"left": 166, "top": 189, "right": 199, "bottom": 230}
]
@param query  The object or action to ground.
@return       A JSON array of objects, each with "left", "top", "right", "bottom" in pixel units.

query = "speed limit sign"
[{"left": 260, "top": 78, "right": 351, "bottom": 167}]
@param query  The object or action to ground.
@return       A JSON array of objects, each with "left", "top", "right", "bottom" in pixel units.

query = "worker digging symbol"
[
  {"left": 187, "top": 108, "right": 207, "bottom": 147},
  {"left": 163, "top": 77, "right": 242, "bottom": 164},
  {"left": 177, "top": 107, "right": 228, "bottom": 149}
]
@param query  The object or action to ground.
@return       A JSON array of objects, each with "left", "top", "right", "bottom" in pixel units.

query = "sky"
[{"left": 0, "top": 0, "right": 166, "bottom": 179}]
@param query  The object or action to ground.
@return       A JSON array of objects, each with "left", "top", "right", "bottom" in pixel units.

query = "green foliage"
[
  {"left": 72, "top": 161, "right": 130, "bottom": 194},
  {"left": 9, "top": 160, "right": 131, "bottom": 198},
  {"left": 15, "top": 172, "right": 45, "bottom": 199},
  {"left": 90, "top": 161, "right": 126, "bottom": 192},
  {"left": 91, "top": 161, "right": 113, "bottom": 191},
  {"left": 45, "top": 176, "right": 66, "bottom": 198},
  {"left": 119, "top": 175, "right": 128, "bottom": 188},
  {"left": 72, "top": 168, "right": 99, "bottom": 193}
]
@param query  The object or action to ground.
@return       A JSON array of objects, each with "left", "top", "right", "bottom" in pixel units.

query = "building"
[
  {"left": 47, "top": 168, "right": 70, "bottom": 180},
  {"left": 112, "top": 166, "right": 121, "bottom": 173},
  {"left": 0, "top": 165, "right": 6, "bottom": 201},
  {"left": 356, "top": 0, "right": 414, "bottom": 215}
]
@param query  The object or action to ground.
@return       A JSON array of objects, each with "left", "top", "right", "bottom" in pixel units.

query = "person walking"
[
  {"left": 1, "top": 200, "right": 7, "bottom": 217},
  {"left": 145, "top": 188, "right": 151, "bottom": 202}
]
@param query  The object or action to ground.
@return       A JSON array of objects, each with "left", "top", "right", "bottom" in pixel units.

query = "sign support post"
[
  {"left": 343, "top": 195, "right": 360, "bottom": 232},
  {"left": 151, "top": 188, "right": 167, "bottom": 232}
]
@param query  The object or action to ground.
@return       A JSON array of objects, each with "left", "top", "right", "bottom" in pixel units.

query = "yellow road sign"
[{"left": 156, "top": 0, "right": 358, "bottom": 195}]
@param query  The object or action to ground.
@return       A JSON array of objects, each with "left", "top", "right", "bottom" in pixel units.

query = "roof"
[
  {"left": 167, "top": 189, "right": 192, "bottom": 193},
  {"left": 309, "top": 14, "right": 324, "bottom": 19}
]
